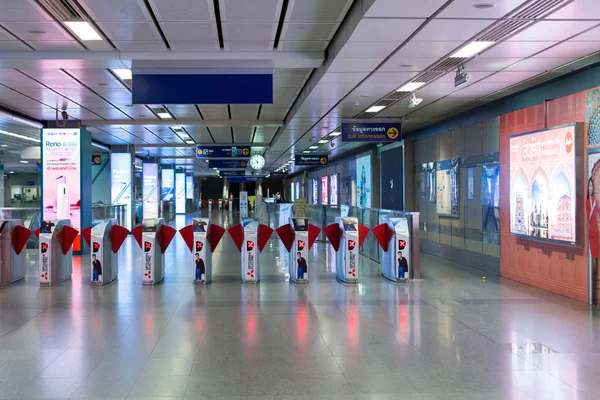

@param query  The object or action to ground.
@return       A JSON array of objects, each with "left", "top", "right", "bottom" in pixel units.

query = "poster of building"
[
  {"left": 436, "top": 159, "right": 459, "bottom": 217},
  {"left": 509, "top": 125, "right": 577, "bottom": 244},
  {"left": 356, "top": 155, "right": 372, "bottom": 208}
]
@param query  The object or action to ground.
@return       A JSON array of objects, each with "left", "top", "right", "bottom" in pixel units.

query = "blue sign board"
[
  {"left": 270, "top": 172, "right": 287, "bottom": 178},
  {"left": 227, "top": 177, "right": 259, "bottom": 183},
  {"left": 196, "top": 145, "right": 251, "bottom": 158},
  {"left": 92, "top": 154, "right": 102, "bottom": 165},
  {"left": 208, "top": 159, "right": 248, "bottom": 169},
  {"left": 341, "top": 120, "right": 402, "bottom": 142},
  {"left": 219, "top": 171, "right": 246, "bottom": 177},
  {"left": 295, "top": 154, "right": 328, "bottom": 166}
]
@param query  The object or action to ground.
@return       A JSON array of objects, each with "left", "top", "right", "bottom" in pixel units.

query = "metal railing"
[{"left": 92, "top": 204, "right": 127, "bottom": 226}]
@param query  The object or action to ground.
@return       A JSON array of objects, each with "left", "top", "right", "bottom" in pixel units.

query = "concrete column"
[{"left": 110, "top": 145, "right": 135, "bottom": 230}]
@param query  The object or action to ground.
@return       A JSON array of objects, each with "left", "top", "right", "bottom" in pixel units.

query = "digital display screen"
[
  {"left": 509, "top": 124, "right": 577, "bottom": 244},
  {"left": 330, "top": 174, "right": 338, "bottom": 206},
  {"left": 321, "top": 176, "right": 328, "bottom": 205},
  {"left": 312, "top": 179, "right": 318, "bottom": 205},
  {"left": 186, "top": 176, "right": 194, "bottom": 199},
  {"left": 175, "top": 173, "right": 186, "bottom": 214},
  {"left": 356, "top": 155, "right": 372, "bottom": 208},
  {"left": 143, "top": 163, "right": 159, "bottom": 219},
  {"left": 110, "top": 153, "right": 132, "bottom": 229},
  {"left": 161, "top": 169, "right": 174, "bottom": 201}
]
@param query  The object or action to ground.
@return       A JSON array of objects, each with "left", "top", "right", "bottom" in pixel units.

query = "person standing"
[
  {"left": 296, "top": 252, "right": 307, "bottom": 279},
  {"left": 397, "top": 251, "right": 409, "bottom": 280},
  {"left": 195, "top": 253, "right": 205, "bottom": 281},
  {"left": 92, "top": 254, "right": 102, "bottom": 282}
]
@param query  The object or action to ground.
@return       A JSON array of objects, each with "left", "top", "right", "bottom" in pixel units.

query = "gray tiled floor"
[{"left": 1, "top": 212, "right": 600, "bottom": 399}]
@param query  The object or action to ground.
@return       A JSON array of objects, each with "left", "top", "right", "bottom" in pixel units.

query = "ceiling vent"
[
  {"left": 431, "top": 58, "right": 465, "bottom": 72},
  {"left": 38, "top": 0, "right": 84, "bottom": 21},
  {"left": 151, "top": 107, "right": 168, "bottom": 114}
]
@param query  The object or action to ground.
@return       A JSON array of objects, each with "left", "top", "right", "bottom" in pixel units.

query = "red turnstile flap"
[
  {"left": 34, "top": 228, "right": 40, "bottom": 239},
  {"left": 81, "top": 226, "right": 92, "bottom": 247},
  {"left": 131, "top": 225, "right": 143, "bottom": 248},
  {"left": 357, "top": 224, "right": 370, "bottom": 249},
  {"left": 157, "top": 225, "right": 177, "bottom": 254},
  {"left": 323, "top": 223, "right": 342, "bottom": 252},
  {"left": 228, "top": 224, "right": 244, "bottom": 252},
  {"left": 59, "top": 225, "right": 79, "bottom": 255},
  {"left": 372, "top": 223, "right": 393, "bottom": 252},
  {"left": 257, "top": 224, "right": 273, "bottom": 253},
  {"left": 179, "top": 225, "right": 194, "bottom": 252},
  {"left": 207, "top": 224, "right": 226, "bottom": 252},
  {"left": 308, "top": 224, "right": 321, "bottom": 250},
  {"left": 110, "top": 225, "right": 130, "bottom": 254},
  {"left": 276, "top": 224, "right": 295, "bottom": 252},
  {"left": 12, "top": 225, "right": 32, "bottom": 255}
]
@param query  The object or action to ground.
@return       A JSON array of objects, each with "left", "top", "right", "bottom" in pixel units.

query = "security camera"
[
  {"left": 454, "top": 65, "right": 470, "bottom": 88},
  {"left": 329, "top": 141, "right": 335, "bottom": 148},
  {"left": 61, "top": 110, "right": 68, "bottom": 120}
]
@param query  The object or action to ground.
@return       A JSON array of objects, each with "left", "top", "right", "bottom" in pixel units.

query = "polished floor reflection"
[{"left": 0, "top": 212, "right": 599, "bottom": 399}]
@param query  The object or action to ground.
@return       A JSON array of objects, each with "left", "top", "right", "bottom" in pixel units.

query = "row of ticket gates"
[{"left": 0, "top": 216, "right": 414, "bottom": 287}]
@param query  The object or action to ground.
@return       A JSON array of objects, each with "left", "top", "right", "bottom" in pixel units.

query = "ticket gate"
[
  {"left": 276, "top": 218, "right": 320, "bottom": 283},
  {"left": 373, "top": 214, "right": 420, "bottom": 281},
  {"left": 228, "top": 219, "right": 273, "bottom": 283},
  {"left": 0, "top": 220, "right": 32, "bottom": 285},
  {"left": 179, "top": 218, "right": 226, "bottom": 284},
  {"left": 131, "top": 218, "right": 177, "bottom": 285},
  {"left": 323, "top": 217, "right": 369, "bottom": 284},
  {"left": 81, "top": 220, "right": 130, "bottom": 285},
  {"left": 35, "top": 219, "right": 79, "bottom": 286}
]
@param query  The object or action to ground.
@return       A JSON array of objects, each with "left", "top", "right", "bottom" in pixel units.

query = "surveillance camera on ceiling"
[
  {"left": 329, "top": 141, "right": 335, "bottom": 148},
  {"left": 408, "top": 93, "right": 423, "bottom": 109},
  {"left": 454, "top": 65, "right": 470, "bottom": 88},
  {"left": 61, "top": 110, "right": 68, "bottom": 120}
]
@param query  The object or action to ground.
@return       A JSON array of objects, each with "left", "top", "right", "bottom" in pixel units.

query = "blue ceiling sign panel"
[
  {"left": 219, "top": 171, "right": 246, "bottom": 177},
  {"left": 295, "top": 154, "right": 328, "bottom": 166},
  {"left": 227, "top": 177, "right": 259, "bottom": 183},
  {"left": 341, "top": 119, "right": 402, "bottom": 142},
  {"left": 208, "top": 159, "right": 248, "bottom": 168},
  {"left": 196, "top": 146, "right": 251, "bottom": 158}
]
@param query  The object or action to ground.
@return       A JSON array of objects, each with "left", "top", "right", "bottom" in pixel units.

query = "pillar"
[{"left": 110, "top": 145, "right": 135, "bottom": 230}]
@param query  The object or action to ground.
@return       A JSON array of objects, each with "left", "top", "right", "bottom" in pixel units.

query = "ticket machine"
[
  {"left": 276, "top": 218, "right": 320, "bottom": 283},
  {"left": 373, "top": 215, "right": 419, "bottom": 282},
  {"left": 179, "top": 218, "right": 226, "bottom": 284},
  {"left": 323, "top": 217, "right": 369, "bottom": 284},
  {"left": 35, "top": 219, "right": 79, "bottom": 286},
  {"left": 131, "top": 219, "right": 177, "bottom": 285},
  {"left": 228, "top": 219, "right": 273, "bottom": 283},
  {"left": 81, "top": 220, "right": 130, "bottom": 285},
  {"left": 0, "top": 220, "right": 31, "bottom": 285}
]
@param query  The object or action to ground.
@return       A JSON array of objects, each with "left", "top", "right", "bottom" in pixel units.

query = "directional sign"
[
  {"left": 196, "top": 145, "right": 251, "bottom": 158},
  {"left": 227, "top": 177, "right": 259, "bottom": 183},
  {"left": 341, "top": 120, "right": 402, "bottom": 142},
  {"left": 208, "top": 159, "right": 248, "bottom": 169},
  {"left": 295, "top": 154, "right": 328, "bottom": 166},
  {"left": 219, "top": 171, "right": 246, "bottom": 177}
]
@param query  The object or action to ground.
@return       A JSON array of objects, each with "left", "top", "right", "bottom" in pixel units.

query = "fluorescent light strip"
[
  {"left": 397, "top": 82, "right": 426, "bottom": 92},
  {"left": 0, "top": 129, "right": 39, "bottom": 143},
  {"left": 317, "top": 140, "right": 329, "bottom": 144},
  {"left": 366, "top": 105, "right": 386, "bottom": 113},
  {"left": 451, "top": 41, "right": 494, "bottom": 58},
  {"left": 157, "top": 112, "right": 173, "bottom": 119},
  {"left": 64, "top": 21, "right": 103, "bottom": 41},
  {"left": 330, "top": 131, "right": 341, "bottom": 137},
  {"left": 113, "top": 68, "right": 132, "bottom": 80},
  {"left": 309, "top": 146, "right": 318, "bottom": 150}
]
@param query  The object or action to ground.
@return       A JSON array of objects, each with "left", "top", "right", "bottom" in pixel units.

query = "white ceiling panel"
[
  {"left": 231, "top": 105, "right": 259, "bottom": 119},
  {"left": 65, "top": 70, "right": 124, "bottom": 89},
  {"left": 320, "top": 72, "right": 369, "bottom": 83},
  {"left": 508, "top": 21, "right": 599, "bottom": 42},
  {"left": 571, "top": 26, "right": 600, "bottom": 42},
  {"left": 226, "top": 41, "right": 273, "bottom": 51},
  {"left": 223, "top": 22, "right": 275, "bottom": 41},
  {"left": 336, "top": 41, "right": 399, "bottom": 58},
  {"left": 91, "top": 108, "right": 131, "bottom": 119},
  {"left": 98, "top": 22, "right": 160, "bottom": 41},
  {"left": 198, "top": 105, "right": 228, "bottom": 119},
  {"left": 17, "top": 69, "right": 81, "bottom": 89},
  {"left": 538, "top": 41, "right": 600, "bottom": 59},
  {"left": 169, "top": 41, "right": 219, "bottom": 51},
  {"left": 284, "top": 23, "right": 337, "bottom": 41},
  {"left": 79, "top": 0, "right": 148, "bottom": 21},
  {"left": 151, "top": 0, "right": 213, "bottom": 21},
  {"left": 411, "top": 19, "right": 494, "bottom": 41},
  {"left": 29, "top": 41, "right": 86, "bottom": 51},
  {"left": 168, "top": 106, "right": 201, "bottom": 119},
  {"left": 439, "top": 0, "right": 529, "bottom": 19},
  {"left": 288, "top": 0, "right": 351, "bottom": 22},
  {"left": 210, "top": 126, "right": 233, "bottom": 143},
  {"left": 3, "top": 22, "right": 73, "bottom": 41},
  {"left": 221, "top": 0, "right": 280, "bottom": 21},
  {"left": 349, "top": 19, "right": 424, "bottom": 42},
  {"left": 378, "top": 57, "right": 441, "bottom": 73},
  {"left": 278, "top": 41, "right": 327, "bottom": 51},
  {"left": 161, "top": 22, "right": 216, "bottom": 41},
  {"left": 114, "top": 41, "right": 167, "bottom": 51},
  {"left": 547, "top": 0, "right": 600, "bottom": 20},
  {"left": 364, "top": 71, "right": 421, "bottom": 85},
  {"left": 233, "top": 126, "right": 253, "bottom": 142},
  {"left": 0, "top": 42, "right": 31, "bottom": 51},
  {"left": 260, "top": 106, "right": 288, "bottom": 119},
  {"left": 392, "top": 41, "right": 464, "bottom": 59},
  {"left": 0, "top": 0, "right": 53, "bottom": 21},
  {"left": 364, "top": 0, "right": 446, "bottom": 18},
  {"left": 0, "top": 88, "right": 48, "bottom": 109},
  {"left": 328, "top": 57, "right": 384, "bottom": 73},
  {"left": 253, "top": 126, "right": 278, "bottom": 142},
  {"left": 479, "top": 70, "right": 540, "bottom": 83},
  {"left": 480, "top": 41, "right": 556, "bottom": 58},
  {"left": 466, "top": 57, "right": 522, "bottom": 71},
  {"left": 506, "top": 57, "right": 576, "bottom": 71}
]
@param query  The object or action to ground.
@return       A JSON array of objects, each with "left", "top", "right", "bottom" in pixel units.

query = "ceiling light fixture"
[
  {"left": 309, "top": 146, "right": 319, "bottom": 150},
  {"left": 185, "top": 140, "right": 195, "bottom": 144},
  {"left": 451, "top": 41, "right": 494, "bottom": 58},
  {"left": 472, "top": 3, "right": 496, "bottom": 9},
  {"left": 0, "top": 129, "right": 39, "bottom": 143},
  {"left": 366, "top": 105, "right": 386, "bottom": 113},
  {"left": 157, "top": 112, "right": 173, "bottom": 119},
  {"left": 64, "top": 21, "right": 103, "bottom": 41},
  {"left": 330, "top": 131, "right": 341, "bottom": 137},
  {"left": 454, "top": 65, "right": 470, "bottom": 88},
  {"left": 20, "top": 160, "right": 29, "bottom": 164},
  {"left": 318, "top": 139, "right": 329, "bottom": 144},
  {"left": 408, "top": 93, "right": 423, "bottom": 109},
  {"left": 9, "top": 171, "right": 14, "bottom": 174},
  {"left": 1, "top": 144, "right": 7, "bottom": 148},
  {"left": 113, "top": 68, "right": 132, "bottom": 80},
  {"left": 397, "top": 82, "right": 426, "bottom": 92},
  {"left": 303, "top": 150, "right": 311, "bottom": 153}
]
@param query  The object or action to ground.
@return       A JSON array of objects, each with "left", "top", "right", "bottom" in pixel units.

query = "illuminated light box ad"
[
  {"left": 295, "top": 181, "right": 300, "bottom": 199},
  {"left": 330, "top": 174, "right": 339, "bottom": 206},
  {"left": 110, "top": 153, "right": 132, "bottom": 230},
  {"left": 509, "top": 124, "right": 578, "bottom": 245},
  {"left": 42, "top": 128, "right": 82, "bottom": 250},
  {"left": 186, "top": 176, "right": 194, "bottom": 199},
  {"left": 143, "top": 163, "right": 160, "bottom": 219},
  {"left": 175, "top": 173, "right": 186, "bottom": 214},
  {"left": 161, "top": 169, "right": 175, "bottom": 201},
  {"left": 356, "top": 155, "right": 372, "bottom": 208},
  {"left": 321, "top": 176, "right": 328, "bottom": 205},
  {"left": 312, "top": 179, "right": 318, "bottom": 205},
  {"left": 436, "top": 159, "right": 460, "bottom": 217}
]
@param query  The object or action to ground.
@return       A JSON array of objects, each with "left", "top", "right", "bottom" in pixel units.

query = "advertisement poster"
[
  {"left": 509, "top": 125, "right": 576, "bottom": 243},
  {"left": 312, "top": 179, "right": 318, "bottom": 205},
  {"left": 295, "top": 181, "right": 300, "bottom": 199},
  {"left": 42, "top": 128, "right": 81, "bottom": 250},
  {"left": 588, "top": 152, "right": 600, "bottom": 262},
  {"left": 483, "top": 165, "right": 500, "bottom": 233},
  {"left": 161, "top": 169, "right": 175, "bottom": 201},
  {"left": 186, "top": 176, "right": 194, "bottom": 199},
  {"left": 143, "top": 163, "right": 159, "bottom": 219},
  {"left": 175, "top": 173, "right": 186, "bottom": 214},
  {"left": 110, "top": 153, "right": 132, "bottom": 230},
  {"left": 436, "top": 159, "right": 460, "bottom": 217},
  {"left": 356, "top": 155, "right": 372, "bottom": 208},
  {"left": 427, "top": 162, "right": 436, "bottom": 203},
  {"left": 468, "top": 168, "right": 474, "bottom": 200},
  {"left": 330, "top": 174, "right": 339, "bottom": 206},
  {"left": 321, "top": 176, "right": 328, "bottom": 205},
  {"left": 290, "top": 182, "right": 295, "bottom": 201}
]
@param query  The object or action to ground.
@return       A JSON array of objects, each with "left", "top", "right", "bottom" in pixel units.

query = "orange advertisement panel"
[{"left": 509, "top": 124, "right": 577, "bottom": 245}]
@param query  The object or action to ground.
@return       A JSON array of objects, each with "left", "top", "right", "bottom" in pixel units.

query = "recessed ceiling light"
[
  {"left": 213, "top": 167, "right": 218, "bottom": 170},
  {"left": 28, "top": 30, "right": 46, "bottom": 35},
  {"left": 64, "top": 21, "right": 103, "bottom": 41},
  {"left": 1, "top": 144, "right": 7, "bottom": 148},
  {"left": 157, "top": 112, "right": 172, "bottom": 119},
  {"left": 0, "top": 129, "right": 39, "bottom": 143},
  {"left": 309, "top": 146, "right": 319, "bottom": 150},
  {"left": 330, "top": 131, "right": 341, "bottom": 137},
  {"left": 397, "top": 82, "right": 426, "bottom": 92},
  {"left": 318, "top": 139, "right": 329, "bottom": 144},
  {"left": 205, "top": 160, "right": 209, "bottom": 163},
  {"left": 303, "top": 150, "right": 311, "bottom": 153},
  {"left": 366, "top": 105, "right": 386, "bottom": 113},
  {"left": 451, "top": 41, "right": 494, "bottom": 58},
  {"left": 9, "top": 171, "right": 14, "bottom": 174},
  {"left": 20, "top": 160, "right": 29, "bottom": 164},
  {"left": 185, "top": 140, "right": 195, "bottom": 144},
  {"left": 472, "top": 3, "right": 496, "bottom": 9},
  {"left": 113, "top": 68, "right": 132, "bottom": 80}
]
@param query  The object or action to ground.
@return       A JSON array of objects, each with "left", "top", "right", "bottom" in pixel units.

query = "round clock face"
[{"left": 249, "top": 154, "right": 265, "bottom": 170}]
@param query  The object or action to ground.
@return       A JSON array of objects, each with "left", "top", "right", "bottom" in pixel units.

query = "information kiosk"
[
  {"left": 323, "top": 217, "right": 369, "bottom": 284},
  {"left": 276, "top": 218, "right": 320, "bottom": 283},
  {"left": 373, "top": 214, "right": 420, "bottom": 281},
  {"left": 36, "top": 219, "right": 79, "bottom": 286},
  {"left": 131, "top": 219, "right": 176, "bottom": 285},
  {"left": 0, "top": 220, "right": 31, "bottom": 285},
  {"left": 179, "top": 218, "right": 226, "bottom": 284},
  {"left": 228, "top": 219, "right": 273, "bottom": 283},
  {"left": 81, "top": 220, "right": 130, "bottom": 285}
]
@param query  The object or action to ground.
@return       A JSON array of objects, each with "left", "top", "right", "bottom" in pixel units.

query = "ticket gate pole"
[
  {"left": 179, "top": 218, "right": 226, "bottom": 284},
  {"left": 131, "top": 218, "right": 177, "bottom": 285},
  {"left": 0, "top": 220, "right": 32, "bottom": 285},
  {"left": 276, "top": 218, "right": 321, "bottom": 284},
  {"left": 81, "top": 220, "right": 130, "bottom": 286},
  {"left": 373, "top": 215, "right": 419, "bottom": 282},
  {"left": 208, "top": 199, "right": 213, "bottom": 214},
  {"left": 228, "top": 219, "right": 273, "bottom": 283},
  {"left": 323, "top": 217, "right": 370, "bottom": 284},
  {"left": 35, "top": 219, "right": 79, "bottom": 286}
]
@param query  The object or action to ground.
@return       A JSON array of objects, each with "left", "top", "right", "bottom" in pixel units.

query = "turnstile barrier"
[
  {"left": 0, "top": 219, "right": 31, "bottom": 285},
  {"left": 228, "top": 219, "right": 273, "bottom": 283},
  {"left": 323, "top": 217, "right": 370, "bottom": 284},
  {"left": 81, "top": 220, "right": 130, "bottom": 285},
  {"left": 276, "top": 218, "right": 320, "bottom": 283},
  {"left": 179, "top": 218, "right": 226, "bottom": 284},
  {"left": 132, "top": 218, "right": 176, "bottom": 285}
]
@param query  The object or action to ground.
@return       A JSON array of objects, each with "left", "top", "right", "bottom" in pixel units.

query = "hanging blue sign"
[
  {"left": 227, "top": 176, "right": 259, "bottom": 183},
  {"left": 295, "top": 154, "right": 328, "bottom": 166},
  {"left": 270, "top": 172, "right": 287, "bottom": 178},
  {"left": 219, "top": 171, "right": 246, "bottom": 177},
  {"left": 196, "top": 145, "right": 251, "bottom": 158},
  {"left": 341, "top": 120, "right": 402, "bottom": 142},
  {"left": 208, "top": 159, "right": 248, "bottom": 169}
]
